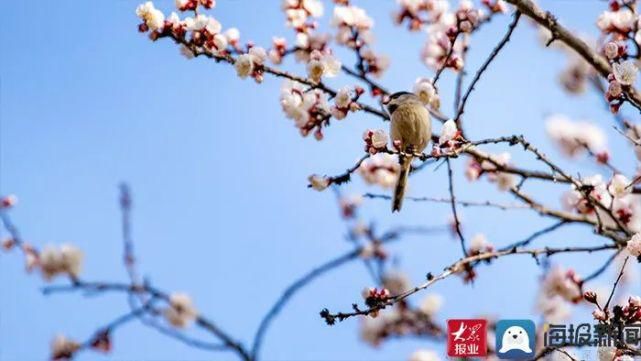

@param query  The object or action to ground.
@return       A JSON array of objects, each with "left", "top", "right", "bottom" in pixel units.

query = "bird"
[{"left": 385, "top": 91, "right": 432, "bottom": 212}]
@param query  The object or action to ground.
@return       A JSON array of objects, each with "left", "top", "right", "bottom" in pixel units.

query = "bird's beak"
[{"left": 382, "top": 96, "right": 390, "bottom": 105}]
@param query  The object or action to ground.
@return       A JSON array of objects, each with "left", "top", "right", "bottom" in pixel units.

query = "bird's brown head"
[{"left": 385, "top": 91, "right": 419, "bottom": 115}]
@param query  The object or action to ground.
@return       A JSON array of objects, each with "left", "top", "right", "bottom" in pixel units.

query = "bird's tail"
[{"left": 392, "top": 154, "right": 413, "bottom": 212}]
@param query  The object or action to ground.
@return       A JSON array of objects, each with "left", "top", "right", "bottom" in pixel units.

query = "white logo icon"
[
  {"left": 451, "top": 323, "right": 467, "bottom": 341},
  {"left": 498, "top": 326, "right": 532, "bottom": 353}
]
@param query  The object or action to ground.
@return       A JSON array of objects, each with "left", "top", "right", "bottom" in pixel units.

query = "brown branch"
[
  {"left": 363, "top": 193, "right": 529, "bottom": 210},
  {"left": 454, "top": 11, "right": 521, "bottom": 122},
  {"left": 432, "top": 30, "right": 462, "bottom": 85},
  {"left": 251, "top": 250, "right": 358, "bottom": 359},
  {"left": 603, "top": 256, "right": 630, "bottom": 311},
  {"left": 446, "top": 158, "right": 468, "bottom": 256},
  {"left": 158, "top": 33, "right": 390, "bottom": 121},
  {"left": 320, "top": 243, "right": 619, "bottom": 324},
  {"left": 504, "top": 0, "right": 641, "bottom": 111},
  {"left": 42, "top": 278, "right": 252, "bottom": 361}
]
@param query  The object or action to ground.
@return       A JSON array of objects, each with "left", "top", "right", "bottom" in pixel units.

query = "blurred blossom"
[
  {"left": 164, "top": 293, "right": 198, "bottom": 328},
  {"left": 545, "top": 114, "right": 607, "bottom": 157}
]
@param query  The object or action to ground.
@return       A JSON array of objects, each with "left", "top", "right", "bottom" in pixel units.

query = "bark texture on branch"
[{"left": 504, "top": 0, "right": 641, "bottom": 109}]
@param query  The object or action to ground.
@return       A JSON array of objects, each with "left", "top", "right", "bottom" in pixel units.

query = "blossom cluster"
[
  {"left": 280, "top": 80, "right": 331, "bottom": 139},
  {"left": 545, "top": 114, "right": 608, "bottom": 158},
  {"left": 607, "top": 60, "right": 638, "bottom": 112},
  {"left": 468, "top": 233, "right": 494, "bottom": 255},
  {"left": 362, "top": 287, "right": 390, "bottom": 312},
  {"left": 175, "top": 0, "right": 214, "bottom": 12},
  {"left": 396, "top": 0, "right": 505, "bottom": 71},
  {"left": 536, "top": 266, "right": 582, "bottom": 325},
  {"left": 627, "top": 232, "right": 641, "bottom": 258},
  {"left": 465, "top": 151, "right": 515, "bottom": 191},
  {"left": 282, "top": 0, "right": 323, "bottom": 34},
  {"left": 331, "top": 4, "right": 389, "bottom": 81},
  {"left": 362, "top": 129, "right": 389, "bottom": 154},
  {"left": 306, "top": 49, "right": 341, "bottom": 83},
  {"left": 594, "top": 2, "right": 641, "bottom": 112},
  {"left": 3, "top": 239, "right": 84, "bottom": 282},
  {"left": 332, "top": 86, "right": 364, "bottom": 119},
  {"left": 358, "top": 153, "right": 401, "bottom": 188},
  {"left": 360, "top": 289, "right": 444, "bottom": 346},
  {"left": 39, "top": 244, "right": 84, "bottom": 281},
  {"left": 562, "top": 174, "right": 641, "bottom": 233}
]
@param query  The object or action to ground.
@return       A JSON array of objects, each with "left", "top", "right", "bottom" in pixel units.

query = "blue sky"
[{"left": 1, "top": 1, "right": 639, "bottom": 360}]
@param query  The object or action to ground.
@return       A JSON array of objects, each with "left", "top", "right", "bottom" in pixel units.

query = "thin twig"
[
  {"left": 454, "top": 11, "right": 521, "bottom": 122},
  {"left": 320, "top": 244, "right": 618, "bottom": 324},
  {"left": 603, "top": 256, "right": 630, "bottom": 311},
  {"left": 446, "top": 158, "right": 468, "bottom": 257}
]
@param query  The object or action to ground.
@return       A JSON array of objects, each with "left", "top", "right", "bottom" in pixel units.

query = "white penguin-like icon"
[{"left": 498, "top": 326, "right": 532, "bottom": 353}]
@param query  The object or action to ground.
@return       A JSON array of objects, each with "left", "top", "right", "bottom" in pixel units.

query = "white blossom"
[
  {"left": 469, "top": 233, "right": 493, "bottom": 253},
  {"left": 235, "top": 54, "right": 254, "bottom": 79},
  {"left": 604, "top": 42, "right": 619, "bottom": 60},
  {"left": 545, "top": 114, "right": 607, "bottom": 157},
  {"left": 371, "top": 130, "right": 388, "bottom": 149},
  {"left": 307, "top": 51, "right": 341, "bottom": 83},
  {"left": 164, "top": 292, "right": 198, "bottom": 328},
  {"left": 322, "top": 54, "right": 341, "bottom": 77},
  {"left": 613, "top": 60, "right": 638, "bottom": 86},
  {"left": 280, "top": 80, "right": 329, "bottom": 133},
  {"left": 136, "top": 1, "right": 165, "bottom": 31},
  {"left": 307, "top": 59, "right": 325, "bottom": 83},
  {"left": 439, "top": 119, "right": 458, "bottom": 144},
  {"left": 597, "top": 9, "right": 636, "bottom": 33},
  {"left": 204, "top": 16, "right": 221, "bottom": 34},
  {"left": 617, "top": 356, "right": 634, "bottom": 361},
  {"left": 249, "top": 47, "right": 267, "bottom": 65},
  {"left": 167, "top": 11, "right": 180, "bottom": 25},
  {"left": 409, "top": 349, "right": 441, "bottom": 361},
  {"left": 419, "top": 294, "right": 443, "bottom": 316},
  {"left": 224, "top": 28, "right": 240, "bottom": 44},
  {"left": 50, "top": 335, "right": 80, "bottom": 360},
  {"left": 542, "top": 266, "right": 581, "bottom": 302},
  {"left": 627, "top": 233, "right": 641, "bottom": 257},
  {"left": 332, "top": 6, "right": 373, "bottom": 30},
  {"left": 382, "top": 271, "right": 410, "bottom": 295},
  {"left": 175, "top": 0, "right": 189, "bottom": 10},
  {"left": 559, "top": 54, "right": 591, "bottom": 94},
  {"left": 592, "top": 309, "right": 607, "bottom": 321},
  {"left": 308, "top": 174, "right": 330, "bottom": 191},
  {"left": 40, "top": 244, "right": 83, "bottom": 281},
  {"left": 335, "top": 86, "right": 352, "bottom": 109},
  {"left": 609, "top": 174, "right": 632, "bottom": 198},
  {"left": 210, "top": 34, "right": 227, "bottom": 52},
  {"left": 358, "top": 153, "right": 400, "bottom": 188},
  {"left": 302, "top": 0, "right": 323, "bottom": 17},
  {"left": 562, "top": 175, "right": 613, "bottom": 220},
  {"left": 536, "top": 291, "right": 571, "bottom": 322},
  {"left": 413, "top": 77, "right": 440, "bottom": 109},
  {"left": 60, "top": 244, "right": 83, "bottom": 278},
  {"left": 495, "top": 172, "right": 515, "bottom": 191},
  {"left": 360, "top": 310, "right": 400, "bottom": 346}
]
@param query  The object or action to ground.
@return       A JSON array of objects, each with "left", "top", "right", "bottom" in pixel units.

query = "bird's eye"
[{"left": 388, "top": 104, "right": 398, "bottom": 114}]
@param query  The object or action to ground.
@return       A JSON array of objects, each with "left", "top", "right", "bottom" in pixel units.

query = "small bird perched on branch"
[{"left": 385, "top": 92, "right": 432, "bottom": 212}]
